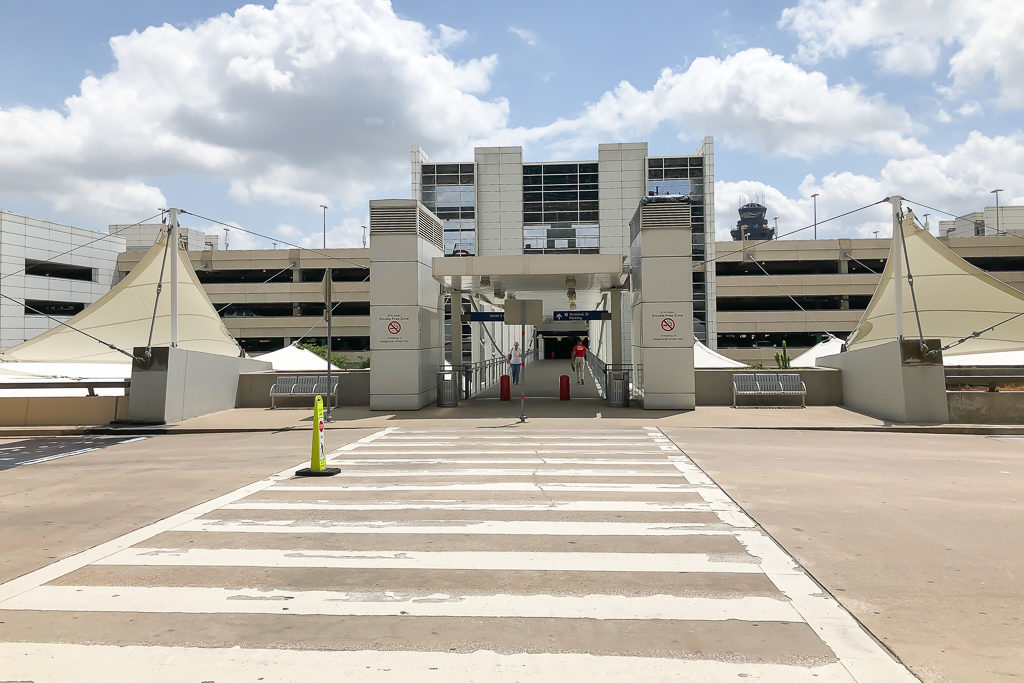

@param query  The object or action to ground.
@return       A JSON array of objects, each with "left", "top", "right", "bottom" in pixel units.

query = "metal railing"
[{"left": 585, "top": 350, "right": 633, "bottom": 406}]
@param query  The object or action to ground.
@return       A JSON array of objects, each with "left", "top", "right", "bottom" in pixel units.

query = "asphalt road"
[
  {"left": 0, "top": 435, "right": 148, "bottom": 470},
  {"left": 0, "top": 425, "right": 912, "bottom": 682}
]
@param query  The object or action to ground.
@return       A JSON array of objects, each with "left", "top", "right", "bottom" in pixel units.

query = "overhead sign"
[
  {"left": 469, "top": 311, "right": 505, "bottom": 322},
  {"left": 553, "top": 310, "right": 610, "bottom": 322}
]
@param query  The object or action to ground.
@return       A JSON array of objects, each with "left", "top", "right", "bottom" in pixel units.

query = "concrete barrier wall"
[
  {"left": 948, "top": 391, "right": 1024, "bottom": 424},
  {"left": 237, "top": 370, "right": 371, "bottom": 408},
  {"left": 128, "top": 347, "right": 271, "bottom": 423},
  {"left": 0, "top": 396, "right": 129, "bottom": 426},
  {"left": 695, "top": 368, "right": 842, "bottom": 406}
]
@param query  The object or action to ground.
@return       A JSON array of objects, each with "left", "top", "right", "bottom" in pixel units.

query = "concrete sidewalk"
[{"left": 2, "top": 400, "right": 1023, "bottom": 437}]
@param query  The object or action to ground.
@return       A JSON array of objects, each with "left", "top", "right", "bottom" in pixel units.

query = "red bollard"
[
  {"left": 499, "top": 375, "right": 511, "bottom": 401},
  {"left": 559, "top": 374, "right": 571, "bottom": 400}
]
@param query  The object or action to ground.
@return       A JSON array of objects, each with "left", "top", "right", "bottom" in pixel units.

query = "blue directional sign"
[
  {"left": 552, "top": 310, "right": 610, "bottom": 321},
  {"left": 469, "top": 311, "right": 505, "bottom": 322}
]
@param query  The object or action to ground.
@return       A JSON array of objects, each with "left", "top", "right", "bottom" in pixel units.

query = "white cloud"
[
  {"left": 0, "top": 0, "right": 508, "bottom": 225},
  {"left": 935, "top": 109, "right": 952, "bottom": 123},
  {"left": 779, "top": 0, "right": 1024, "bottom": 108},
  {"left": 509, "top": 48, "right": 925, "bottom": 159},
  {"left": 957, "top": 100, "right": 983, "bottom": 117},
  {"left": 508, "top": 26, "right": 538, "bottom": 46}
]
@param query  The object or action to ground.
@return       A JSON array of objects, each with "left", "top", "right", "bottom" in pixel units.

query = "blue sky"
[{"left": 0, "top": 0, "right": 1021, "bottom": 247}]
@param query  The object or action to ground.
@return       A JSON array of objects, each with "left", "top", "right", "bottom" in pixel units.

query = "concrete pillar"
[
  {"left": 368, "top": 200, "right": 444, "bottom": 410},
  {"left": 629, "top": 199, "right": 695, "bottom": 410},
  {"left": 610, "top": 288, "right": 623, "bottom": 365},
  {"left": 450, "top": 284, "right": 463, "bottom": 365}
]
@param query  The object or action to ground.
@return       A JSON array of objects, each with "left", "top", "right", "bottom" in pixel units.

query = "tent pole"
[
  {"left": 887, "top": 196, "right": 904, "bottom": 340},
  {"left": 168, "top": 207, "right": 179, "bottom": 347}
]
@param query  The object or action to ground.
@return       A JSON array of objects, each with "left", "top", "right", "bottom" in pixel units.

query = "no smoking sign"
[
  {"left": 387, "top": 321, "right": 402, "bottom": 335},
  {"left": 660, "top": 317, "right": 675, "bottom": 332}
]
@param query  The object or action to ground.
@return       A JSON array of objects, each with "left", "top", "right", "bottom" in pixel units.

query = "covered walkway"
[{"left": 476, "top": 359, "right": 603, "bottom": 399}]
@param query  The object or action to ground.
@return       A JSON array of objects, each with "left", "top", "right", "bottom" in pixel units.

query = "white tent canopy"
[
  {"left": 256, "top": 344, "right": 341, "bottom": 371},
  {"left": 791, "top": 337, "right": 845, "bottom": 368},
  {"left": 0, "top": 232, "right": 241, "bottom": 364},
  {"left": 695, "top": 339, "right": 747, "bottom": 368},
  {"left": 847, "top": 207, "right": 1024, "bottom": 357}
]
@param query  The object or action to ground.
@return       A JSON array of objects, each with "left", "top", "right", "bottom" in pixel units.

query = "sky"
[{"left": 0, "top": 0, "right": 1022, "bottom": 249}]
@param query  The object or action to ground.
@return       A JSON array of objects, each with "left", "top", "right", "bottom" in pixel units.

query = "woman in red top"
[{"left": 572, "top": 339, "right": 587, "bottom": 384}]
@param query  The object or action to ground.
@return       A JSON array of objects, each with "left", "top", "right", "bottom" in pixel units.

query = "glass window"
[
  {"left": 664, "top": 157, "right": 687, "bottom": 168},
  {"left": 523, "top": 174, "right": 542, "bottom": 186},
  {"left": 421, "top": 164, "right": 436, "bottom": 175},
  {"left": 664, "top": 167, "right": 687, "bottom": 179},
  {"left": 647, "top": 157, "right": 664, "bottom": 168},
  {"left": 544, "top": 163, "right": 578, "bottom": 174},
  {"left": 436, "top": 163, "right": 459, "bottom": 174},
  {"left": 459, "top": 163, "right": 475, "bottom": 173},
  {"left": 579, "top": 163, "right": 598, "bottom": 173}
]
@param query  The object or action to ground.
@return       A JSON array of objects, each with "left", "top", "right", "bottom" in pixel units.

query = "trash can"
[
  {"left": 559, "top": 374, "right": 571, "bottom": 400},
  {"left": 606, "top": 370, "right": 630, "bottom": 407},
  {"left": 437, "top": 371, "right": 459, "bottom": 407}
]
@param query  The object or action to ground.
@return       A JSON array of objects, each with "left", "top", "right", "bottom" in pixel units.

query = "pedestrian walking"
[
  {"left": 572, "top": 338, "right": 587, "bottom": 384},
  {"left": 507, "top": 341, "right": 523, "bottom": 385}
]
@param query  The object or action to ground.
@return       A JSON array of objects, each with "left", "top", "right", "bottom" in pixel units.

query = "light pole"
[
  {"left": 811, "top": 193, "right": 819, "bottom": 239},
  {"left": 361, "top": 225, "right": 368, "bottom": 249},
  {"left": 320, "top": 203, "right": 328, "bottom": 249},
  {"left": 772, "top": 216, "right": 779, "bottom": 238},
  {"left": 991, "top": 189, "right": 1003, "bottom": 236}
]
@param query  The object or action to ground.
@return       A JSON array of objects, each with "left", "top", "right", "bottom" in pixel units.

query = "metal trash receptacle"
[
  {"left": 606, "top": 370, "right": 630, "bottom": 407},
  {"left": 437, "top": 371, "right": 459, "bottom": 407}
]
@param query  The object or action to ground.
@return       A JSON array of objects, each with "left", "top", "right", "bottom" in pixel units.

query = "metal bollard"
[{"left": 519, "top": 394, "right": 527, "bottom": 423}]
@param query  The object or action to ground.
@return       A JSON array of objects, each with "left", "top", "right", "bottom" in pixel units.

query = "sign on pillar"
[{"left": 295, "top": 395, "right": 340, "bottom": 477}]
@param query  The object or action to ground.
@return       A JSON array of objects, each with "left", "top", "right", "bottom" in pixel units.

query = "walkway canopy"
[
  {"left": 847, "top": 208, "right": 1024, "bottom": 357},
  {"left": 432, "top": 253, "right": 626, "bottom": 311},
  {"left": 0, "top": 231, "right": 241, "bottom": 364},
  {"left": 695, "top": 339, "right": 747, "bottom": 368}
]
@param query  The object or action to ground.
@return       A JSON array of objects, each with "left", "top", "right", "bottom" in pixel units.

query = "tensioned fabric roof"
[
  {"left": 694, "top": 339, "right": 747, "bottom": 368},
  {"left": 791, "top": 337, "right": 845, "bottom": 368},
  {"left": 0, "top": 232, "right": 242, "bottom": 363},
  {"left": 846, "top": 208, "right": 1024, "bottom": 356},
  {"left": 256, "top": 344, "right": 341, "bottom": 371}
]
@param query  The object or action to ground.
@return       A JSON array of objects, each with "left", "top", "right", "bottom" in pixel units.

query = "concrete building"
[
  {"left": 412, "top": 140, "right": 717, "bottom": 353},
  {"left": 115, "top": 247, "right": 370, "bottom": 357},
  {"left": 0, "top": 211, "right": 125, "bottom": 352},
  {"left": 938, "top": 204, "right": 1024, "bottom": 238},
  {"left": 109, "top": 223, "right": 220, "bottom": 252},
  {"left": 714, "top": 234, "right": 1024, "bottom": 365}
]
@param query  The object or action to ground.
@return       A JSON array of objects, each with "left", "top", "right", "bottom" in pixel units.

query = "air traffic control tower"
[{"left": 367, "top": 140, "right": 713, "bottom": 410}]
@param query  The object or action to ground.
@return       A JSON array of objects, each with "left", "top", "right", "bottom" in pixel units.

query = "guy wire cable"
[
  {"left": 744, "top": 255, "right": 834, "bottom": 337},
  {"left": 0, "top": 292, "right": 140, "bottom": 361}
]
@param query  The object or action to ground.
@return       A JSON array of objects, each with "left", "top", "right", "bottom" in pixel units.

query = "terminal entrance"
[{"left": 539, "top": 331, "right": 587, "bottom": 360}]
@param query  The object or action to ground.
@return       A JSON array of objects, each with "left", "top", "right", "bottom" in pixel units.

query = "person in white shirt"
[{"left": 507, "top": 341, "right": 523, "bottom": 384}]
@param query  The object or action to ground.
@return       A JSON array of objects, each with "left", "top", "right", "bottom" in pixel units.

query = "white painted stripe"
[
  {"left": 178, "top": 519, "right": 730, "bottom": 536},
  {"left": 355, "top": 442, "right": 658, "bottom": 448},
  {"left": 323, "top": 469, "right": 683, "bottom": 478},
  {"left": 339, "top": 450, "right": 667, "bottom": 456},
  {"left": 0, "top": 428, "right": 393, "bottom": 604},
  {"left": 18, "top": 447, "right": 98, "bottom": 465},
  {"left": 734, "top": 529, "right": 916, "bottom": 681},
  {"left": 95, "top": 547, "right": 760, "bottom": 573},
  {"left": 2, "top": 585, "right": 800, "bottom": 622},
  {"left": 330, "top": 459, "right": 674, "bottom": 466},
  {"left": 223, "top": 501, "right": 714, "bottom": 512},
  {"left": 270, "top": 482, "right": 702, "bottom": 492},
  {"left": 0, "top": 643, "right": 858, "bottom": 682}
]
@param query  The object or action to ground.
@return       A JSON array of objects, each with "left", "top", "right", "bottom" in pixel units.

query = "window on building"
[
  {"left": 422, "top": 162, "right": 476, "bottom": 256},
  {"left": 300, "top": 268, "right": 368, "bottom": 282},
  {"left": 716, "top": 260, "right": 841, "bottom": 276},
  {"left": 24, "top": 299, "right": 87, "bottom": 316},
  {"left": 197, "top": 268, "right": 294, "bottom": 284},
  {"left": 717, "top": 332, "right": 839, "bottom": 349},
  {"left": 24, "top": 259, "right": 95, "bottom": 282},
  {"left": 218, "top": 303, "right": 295, "bottom": 318},
  {"left": 522, "top": 162, "right": 599, "bottom": 253},
  {"left": 299, "top": 302, "right": 371, "bottom": 317}
]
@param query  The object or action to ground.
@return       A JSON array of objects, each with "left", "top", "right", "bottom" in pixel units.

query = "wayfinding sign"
[
  {"left": 553, "top": 310, "right": 611, "bottom": 322},
  {"left": 469, "top": 311, "right": 505, "bottom": 322}
]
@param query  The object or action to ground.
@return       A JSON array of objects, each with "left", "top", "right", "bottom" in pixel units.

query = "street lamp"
[
  {"left": 772, "top": 216, "right": 779, "bottom": 238},
  {"left": 991, "top": 189, "right": 1004, "bottom": 236},
  {"left": 811, "top": 193, "right": 820, "bottom": 239},
  {"left": 320, "top": 203, "right": 328, "bottom": 249},
  {"left": 361, "top": 225, "right": 368, "bottom": 249}
]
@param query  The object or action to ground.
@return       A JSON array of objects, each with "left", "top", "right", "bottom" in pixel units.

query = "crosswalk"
[{"left": 0, "top": 426, "right": 915, "bottom": 681}]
